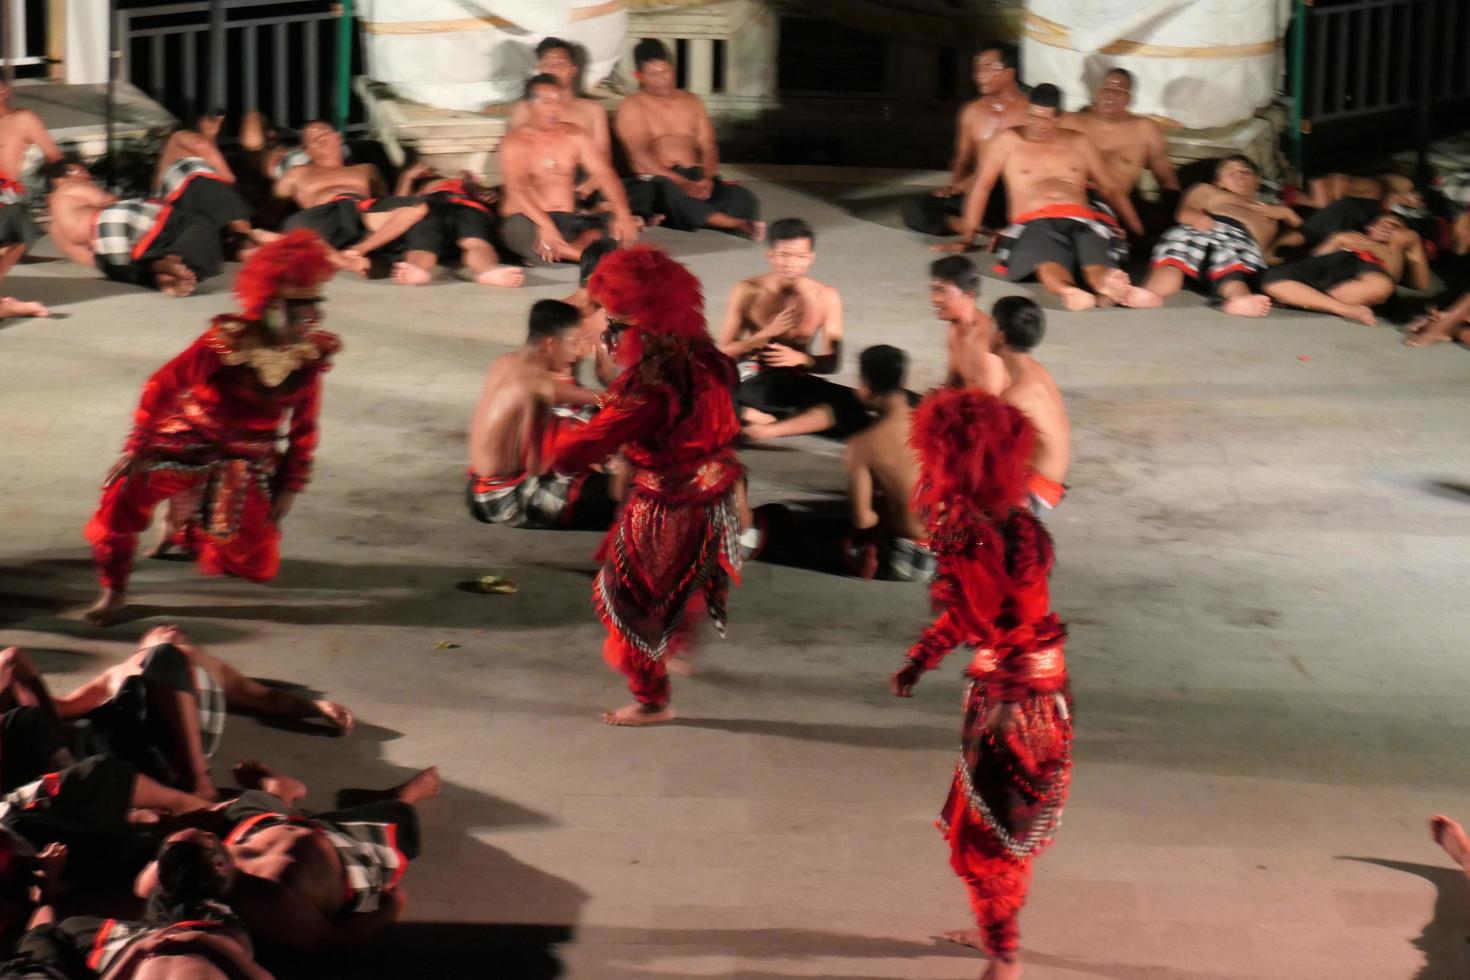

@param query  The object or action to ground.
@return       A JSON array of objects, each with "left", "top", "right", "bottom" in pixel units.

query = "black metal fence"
[{"left": 115, "top": 0, "right": 364, "bottom": 131}]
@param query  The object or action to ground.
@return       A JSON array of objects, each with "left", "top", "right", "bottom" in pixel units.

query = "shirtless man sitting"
[
  {"left": 152, "top": 110, "right": 279, "bottom": 260},
  {"left": 0, "top": 80, "right": 61, "bottom": 319},
  {"left": 134, "top": 767, "right": 441, "bottom": 951},
  {"left": 930, "top": 256, "right": 1007, "bottom": 394},
  {"left": 499, "top": 75, "right": 638, "bottom": 267},
  {"left": 467, "top": 300, "right": 614, "bottom": 530},
  {"left": 841, "top": 346, "right": 933, "bottom": 582},
  {"left": 45, "top": 161, "right": 223, "bottom": 296},
  {"left": 1061, "top": 68, "right": 1181, "bottom": 237},
  {"left": 275, "top": 121, "right": 427, "bottom": 274},
  {"left": 717, "top": 218, "right": 854, "bottom": 440},
  {"left": 904, "top": 43, "right": 1029, "bottom": 239},
  {"left": 937, "top": 84, "right": 1149, "bottom": 311},
  {"left": 615, "top": 39, "right": 763, "bottom": 240},
  {"left": 990, "top": 296, "right": 1070, "bottom": 514},
  {"left": 1139, "top": 155, "right": 1299, "bottom": 316},
  {"left": 1261, "top": 212, "right": 1429, "bottom": 326}
]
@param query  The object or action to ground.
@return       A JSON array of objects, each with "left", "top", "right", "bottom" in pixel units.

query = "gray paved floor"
[{"left": 3, "top": 178, "right": 1469, "bottom": 979}]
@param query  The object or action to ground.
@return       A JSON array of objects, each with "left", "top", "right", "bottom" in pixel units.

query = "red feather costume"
[
  {"left": 548, "top": 246, "right": 743, "bottom": 707},
  {"left": 86, "top": 230, "right": 341, "bottom": 591},
  {"left": 902, "top": 389, "right": 1072, "bottom": 961}
]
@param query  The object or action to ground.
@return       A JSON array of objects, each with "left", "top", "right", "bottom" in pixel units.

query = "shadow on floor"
[
  {"left": 676, "top": 714, "right": 952, "bottom": 751},
  {"left": 1342, "top": 857, "right": 1470, "bottom": 980}
]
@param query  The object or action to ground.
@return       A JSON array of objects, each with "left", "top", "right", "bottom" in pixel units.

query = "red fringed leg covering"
[
  {"left": 188, "top": 459, "right": 281, "bottom": 583},
  {"left": 939, "top": 777, "right": 1033, "bottom": 958},
  {"left": 601, "top": 631, "right": 671, "bottom": 707},
  {"left": 86, "top": 466, "right": 208, "bottom": 591}
]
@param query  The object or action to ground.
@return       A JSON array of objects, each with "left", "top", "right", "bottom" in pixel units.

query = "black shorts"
[
  {"left": 172, "top": 176, "right": 252, "bottom": 231},
  {"left": 1001, "top": 217, "right": 1118, "bottom": 282},
  {"left": 404, "top": 198, "right": 498, "bottom": 262},
  {"left": 0, "top": 202, "right": 41, "bottom": 249},
  {"left": 648, "top": 165, "right": 760, "bottom": 232},
  {"left": 499, "top": 211, "right": 608, "bottom": 266},
  {"left": 737, "top": 369, "right": 872, "bottom": 439},
  {"left": 97, "top": 208, "right": 225, "bottom": 288},
  {"left": 1261, "top": 251, "right": 1392, "bottom": 292}
]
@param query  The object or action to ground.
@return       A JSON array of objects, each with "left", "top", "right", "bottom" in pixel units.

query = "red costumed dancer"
[
  {"left": 890, "top": 389, "right": 1072, "bottom": 980},
  {"left": 84, "top": 230, "right": 341, "bottom": 625},
  {"left": 547, "top": 245, "right": 743, "bottom": 726}
]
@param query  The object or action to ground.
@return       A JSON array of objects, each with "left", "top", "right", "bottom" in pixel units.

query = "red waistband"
[
  {"left": 1014, "top": 203, "right": 1117, "bottom": 228},
  {"left": 1349, "top": 249, "right": 1385, "bottom": 268},
  {"left": 1027, "top": 471, "right": 1067, "bottom": 507},
  {"left": 469, "top": 470, "right": 527, "bottom": 493}
]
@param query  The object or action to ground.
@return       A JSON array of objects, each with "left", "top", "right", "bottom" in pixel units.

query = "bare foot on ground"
[
  {"left": 234, "top": 761, "right": 308, "bottom": 805},
  {"left": 1120, "top": 286, "right": 1163, "bottom": 309},
  {"left": 393, "top": 767, "right": 441, "bottom": 805},
  {"left": 1432, "top": 814, "right": 1470, "bottom": 869},
  {"left": 1222, "top": 294, "right": 1272, "bottom": 317},
  {"left": 152, "top": 256, "right": 197, "bottom": 297},
  {"left": 392, "top": 262, "right": 433, "bottom": 285},
  {"left": 1341, "top": 304, "right": 1376, "bottom": 327},
  {"left": 941, "top": 929, "right": 986, "bottom": 952},
  {"left": 84, "top": 589, "right": 127, "bottom": 626},
  {"left": 1059, "top": 287, "right": 1096, "bottom": 312},
  {"left": 1404, "top": 312, "right": 1462, "bottom": 347},
  {"left": 601, "top": 702, "right": 676, "bottom": 727},
  {"left": 0, "top": 296, "right": 50, "bottom": 318},
  {"left": 1095, "top": 268, "right": 1131, "bottom": 306},
  {"left": 475, "top": 266, "right": 525, "bottom": 288}
]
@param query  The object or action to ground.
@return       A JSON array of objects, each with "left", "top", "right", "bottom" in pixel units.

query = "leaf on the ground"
[
  {"left": 476, "top": 575, "right": 518, "bottom": 595},
  {"left": 433, "top": 640, "right": 461, "bottom": 650}
]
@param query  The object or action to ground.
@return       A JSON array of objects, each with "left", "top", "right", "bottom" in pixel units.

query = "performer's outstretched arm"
[
  {"left": 547, "top": 387, "right": 668, "bottom": 474},
  {"left": 277, "top": 376, "right": 324, "bottom": 493}
]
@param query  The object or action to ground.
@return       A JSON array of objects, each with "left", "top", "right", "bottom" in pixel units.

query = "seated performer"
[
  {"left": 45, "top": 162, "right": 224, "bottom": 297},
  {"left": 0, "top": 81, "right": 59, "bottom": 319},
  {"left": 133, "top": 767, "right": 440, "bottom": 951},
  {"left": 1261, "top": 212, "right": 1429, "bottom": 326},
  {"left": 83, "top": 231, "right": 340, "bottom": 625},
  {"left": 2, "top": 629, "right": 353, "bottom": 802},
  {"left": 991, "top": 297, "right": 1070, "bottom": 514},
  {"left": 931, "top": 256, "right": 1007, "bottom": 394},
  {"left": 716, "top": 218, "right": 851, "bottom": 437},
  {"left": 1295, "top": 180, "right": 1430, "bottom": 251},
  {"left": 1404, "top": 289, "right": 1470, "bottom": 347},
  {"left": 938, "top": 84, "right": 1149, "bottom": 311},
  {"left": 390, "top": 162, "right": 524, "bottom": 288},
  {"left": 499, "top": 75, "right": 638, "bottom": 267},
  {"left": 1138, "top": 155, "right": 1299, "bottom": 317},
  {"left": 545, "top": 246, "right": 744, "bottom": 726},
  {"left": 890, "top": 389, "right": 1072, "bottom": 980},
  {"left": 904, "top": 43, "right": 1029, "bottom": 239},
  {"left": 466, "top": 300, "right": 613, "bottom": 529},
  {"left": 615, "top": 39, "right": 763, "bottom": 240},
  {"left": 274, "top": 121, "right": 427, "bottom": 273},
  {"left": 152, "top": 111, "right": 280, "bottom": 260},
  {"left": 842, "top": 346, "right": 932, "bottom": 581},
  {"left": 1060, "top": 68, "right": 1181, "bottom": 236}
]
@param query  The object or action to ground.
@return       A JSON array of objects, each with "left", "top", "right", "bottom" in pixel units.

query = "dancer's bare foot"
[
  {"left": 234, "top": 761, "right": 308, "bottom": 804},
  {"left": 152, "top": 256, "right": 197, "bottom": 297},
  {"left": 475, "top": 266, "right": 525, "bottom": 288},
  {"left": 1431, "top": 814, "right": 1470, "bottom": 869},
  {"left": 982, "top": 955, "right": 1022, "bottom": 980},
  {"left": 0, "top": 296, "right": 51, "bottom": 318},
  {"left": 84, "top": 588, "right": 127, "bottom": 626},
  {"left": 1223, "top": 293, "right": 1272, "bottom": 317},
  {"left": 1095, "top": 268, "right": 1131, "bottom": 306},
  {"left": 1404, "top": 311, "right": 1461, "bottom": 347},
  {"left": 601, "top": 702, "right": 676, "bottom": 727},
  {"left": 1120, "top": 285, "right": 1163, "bottom": 309},
  {"left": 1341, "top": 304, "right": 1376, "bottom": 327},
  {"left": 1059, "top": 287, "right": 1096, "bottom": 312},
  {"left": 391, "top": 261, "right": 433, "bottom": 286},
  {"left": 942, "top": 929, "right": 986, "bottom": 952},
  {"left": 393, "top": 767, "right": 442, "bottom": 805}
]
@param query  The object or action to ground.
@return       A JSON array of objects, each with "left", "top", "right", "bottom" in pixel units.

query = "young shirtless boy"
[{"left": 991, "top": 296, "right": 1071, "bottom": 513}]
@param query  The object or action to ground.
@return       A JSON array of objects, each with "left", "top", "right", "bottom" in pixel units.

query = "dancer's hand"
[
  {"left": 890, "top": 663, "right": 923, "bottom": 697},
  {"left": 269, "top": 490, "right": 296, "bottom": 526},
  {"left": 760, "top": 343, "right": 810, "bottom": 369},
  {"left": 103, "top": 453, "right": 137, "bottom": 487}
]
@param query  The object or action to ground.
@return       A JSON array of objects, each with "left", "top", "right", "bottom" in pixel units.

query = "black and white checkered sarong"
[
  {"left": 1149, "top": 214, "right": 1265, "bottom": 282},
  {"left": 155, "top": 156, "right": 220, "bottom": 200},
  {"left": 467, "top": 473, "right": 579, "bottom": 529},
  {"left": 92, "top": 200, "right": 167, "bottom": 267},
  {"left": 887, "top": 537, "right": 937, "bottom": 583}
]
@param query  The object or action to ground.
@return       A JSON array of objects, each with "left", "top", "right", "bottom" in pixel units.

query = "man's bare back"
[
  {"left": 948, "top": 314, "right": 1007, "bottom": 395},
  {"left": 0, "top": 91, "right": 61, "bottom": 182},
  {"left": 847, "top": 412, "right": 924, "bottom": 540},
  {"left": 469, "top": 350, "right": 566, "bottom": 476},
  {"left": 47, "top": 178, "right": 116, "bottom": 267},
  {"left": 155, "top": 126, "right": 236, "bottom": 188},
  {"left": 1000, "top": 353, "right": 1069, "bottom": 484}
]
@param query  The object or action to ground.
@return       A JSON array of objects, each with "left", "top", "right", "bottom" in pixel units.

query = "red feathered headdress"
[
  {"left": 911, "top": 388, "right": 1034, "bottom": 522},
  {"left": 234, "top": 229, "right": 336, "bottom": 320},
  {"left": 587, "top": 244, "right": 706, "bottom": 344}
]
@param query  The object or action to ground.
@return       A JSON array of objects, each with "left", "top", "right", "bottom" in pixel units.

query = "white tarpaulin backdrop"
[
  {"left": 358, "top": 0, "right": 629, "bottom": 111},
  {"left": 1023, "top": 0, "right": 1292, "bottom": 129}
]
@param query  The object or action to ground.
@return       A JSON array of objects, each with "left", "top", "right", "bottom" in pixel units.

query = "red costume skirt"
[
  {"left": 937, "top": 682, "right": 1073, "bottom": 958},
  {"left": 594, "top": 482, "right": 742, "bottom": 705},
  {"left": 86, "top": 445, "right": 281, "bottom": 591}
]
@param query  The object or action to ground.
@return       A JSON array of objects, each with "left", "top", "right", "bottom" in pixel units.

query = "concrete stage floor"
[{"left": 3, "top": 176, "right": 1469, "bottom": 979}]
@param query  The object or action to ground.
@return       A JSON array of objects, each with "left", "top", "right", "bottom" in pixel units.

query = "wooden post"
[{"left": 48, "top": 0, "right": 65, "bottom": 81}]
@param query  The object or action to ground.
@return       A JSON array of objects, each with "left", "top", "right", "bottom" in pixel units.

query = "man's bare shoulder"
[
  {"left": 0, "top": 108, "right": 43, "bottom": 130},
  {"left": 1059, "top": 111, "right": 1094, "bottom": 132},
  {"left": 676, "top": 89, "right": 710, "bottom": 113}
]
